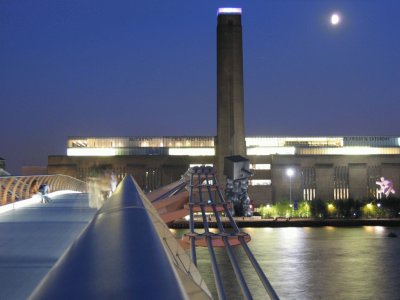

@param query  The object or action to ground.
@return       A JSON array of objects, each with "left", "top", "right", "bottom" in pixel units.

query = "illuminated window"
[
  {"left": 189, "top": 164, "right": 214, "bottom": 168},
  {"left": 298, "top": 147, "right": 400, "bottom": 155},
  {"left": 249, "top": 179, "right": 271, "bottom": 186},
  {"left": 250, "top": 164, "right": 271, "bottom": 170},
  {"left": 245, "top": 137, "right": 343, "bottom": 148},
  {"left": 71, "top": 140, "right": 88, "bottom": 147},
  {"left": 334, "top": 166, "right": 349, "bottom": 200},
  {"left": 368, "top": 166, "right": 382, "bottom": 198},
  {"left": 168, "top": 148, "right": 215, "bottom": 156},
  {"left": 303, "top": 189, "right": 315, "bottom": 201},
  {"left": 334, "top": 188, "right": 349, "bottom": 200},
  {"left": 302, "top": 167, "right": 316, "bottom": 201},
  {"left": 67, "top": 148, "right": 116, "bottom": 156}
]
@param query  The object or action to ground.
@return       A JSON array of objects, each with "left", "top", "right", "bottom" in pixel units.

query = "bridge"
[{"left": 0, "top": 171, "right": 279, "bottom": 299}]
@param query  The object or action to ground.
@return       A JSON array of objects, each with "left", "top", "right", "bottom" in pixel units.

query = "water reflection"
[{"left": 174, "top": 226, "right": 400, "bottom": 300}]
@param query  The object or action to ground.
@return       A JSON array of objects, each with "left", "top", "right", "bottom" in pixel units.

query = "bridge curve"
[{"left": 0, "top": 175, "right": 87, "bottom": 205}]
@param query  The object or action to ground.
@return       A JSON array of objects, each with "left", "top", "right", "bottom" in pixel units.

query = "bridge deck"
[{"left": 0, "top": 192, "right": 97, "bottom": 300}]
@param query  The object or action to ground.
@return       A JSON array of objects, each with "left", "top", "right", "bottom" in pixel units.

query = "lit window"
[
  {"left": 67, "top": 148, "right": 116, "bottom": 156},
  {"left": 303, "top": 189, "right": 315, "bottom": 201},
  {"left": 299, "top": 147, "right": 400, "bottom": 155},
  {"left": 249, "top": 179, "right": 271, "bottom": 186},
  {"left": 250, "top": 164, "right": 271, "bottom": 170},
  {"left": 334, "top": 188, "right": 349, "bottom": 200},
  {"left": 189, "top": 164, "right": 214, "bottom": 168},
  {"left": 169, "top": 148, "right": 215, "bottom": 156}
]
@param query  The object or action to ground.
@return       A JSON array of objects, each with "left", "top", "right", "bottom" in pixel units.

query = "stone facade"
[{"left": 48, "top": 152, "right": 400, "bottom": 204}]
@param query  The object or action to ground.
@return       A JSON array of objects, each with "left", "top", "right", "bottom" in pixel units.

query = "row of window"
[
  {"left": 68, "top": 136, "right": 400, "bottom": 150},
  {"left": 69, "top": 137, "right": 214, "bottom": 149},
  {"left": 67, "top": 146, "right": 400, "bottom": 157}
]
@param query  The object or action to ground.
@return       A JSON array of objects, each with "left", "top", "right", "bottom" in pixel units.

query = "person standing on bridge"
[{"left": 39, "top": 183, "right": 50, "bottom": 203}]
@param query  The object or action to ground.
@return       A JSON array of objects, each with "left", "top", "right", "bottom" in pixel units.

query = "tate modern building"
[
  {"left": 48, "top": 135, "right": 400, "bottom": 204},
  {"left": 48, "top": 9, "right": 400, "bottom": 204}
]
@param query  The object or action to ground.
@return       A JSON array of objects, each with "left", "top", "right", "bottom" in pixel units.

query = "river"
[{"left": 173, "top": 226, "right": 400, "bottom": 300}]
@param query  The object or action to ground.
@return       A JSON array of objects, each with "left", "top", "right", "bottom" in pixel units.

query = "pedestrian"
[{"left": 39, "top": 183, "right": 50, "bottom": 203}]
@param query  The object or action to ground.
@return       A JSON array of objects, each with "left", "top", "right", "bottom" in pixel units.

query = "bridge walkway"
[{"left": 0, "top": 192, "right": 97, "bottom": 300}]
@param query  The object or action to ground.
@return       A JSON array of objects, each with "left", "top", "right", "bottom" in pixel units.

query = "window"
[
  {"left": 250, "top": 164, "right": 271, "bottom": 170},
  {"left": 249, "top": 179, "right": 271, "bottom": 186}
]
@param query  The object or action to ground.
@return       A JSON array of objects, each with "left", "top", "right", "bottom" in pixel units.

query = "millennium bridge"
[{"left": 0, "top": 168, "right": 279, "bottom": 299}]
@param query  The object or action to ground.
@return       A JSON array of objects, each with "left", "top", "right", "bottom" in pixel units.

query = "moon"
[{"left": 331, "top": 13, "right": 340, "bottom": 25}]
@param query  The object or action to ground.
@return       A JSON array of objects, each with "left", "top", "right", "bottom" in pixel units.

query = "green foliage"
[
  {"left": 310, "top": 199, "right": 327, "bottom": 218},
  {"left": 256, "top": 197, "right": 400, "bottom": 219},
  {"left": 257, "top": 200, "right": 311, "bottom": 218}
]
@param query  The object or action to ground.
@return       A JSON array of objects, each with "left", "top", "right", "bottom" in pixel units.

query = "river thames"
[{"left": 174, "top": 226, "right": 400, "bottom": 300}]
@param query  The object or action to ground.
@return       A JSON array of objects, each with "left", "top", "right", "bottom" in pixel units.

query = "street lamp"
[{"left": 286, "top": 168, "right": 294, "bottom": 207}]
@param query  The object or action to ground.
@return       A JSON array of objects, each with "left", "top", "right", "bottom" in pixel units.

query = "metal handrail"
[
  {"left": 184, "top": 166, "right": 280, "bottom": 300},
  {"left": 0, "top": 175, "right": 87, "bottom": 205},
  {"left": 29, "top": 175, "right": 211, "bottom": 300}
]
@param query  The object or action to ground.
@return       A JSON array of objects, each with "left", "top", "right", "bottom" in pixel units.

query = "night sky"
[{"left": 1, "top": 0, "right": 400, "bottom": 174}]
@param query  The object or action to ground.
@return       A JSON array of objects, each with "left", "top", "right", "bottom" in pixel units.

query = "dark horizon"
[{"left": 1, "top": 1, "right": 400, "bottom": 174}]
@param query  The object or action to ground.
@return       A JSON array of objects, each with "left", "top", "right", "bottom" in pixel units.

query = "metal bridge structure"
[
  {"left": 0, "top": 174, "right": 87, "bottom": 205},
  {"left": 0, "top": 169, "right": 279, "bottom": 299},
  {"left": 148, "top": 166, "right": 279, "bottom": 300}
]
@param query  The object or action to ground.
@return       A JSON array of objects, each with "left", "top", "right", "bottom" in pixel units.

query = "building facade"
[
  {"left": 48, "top": 9, "right": 400, "bottom": 205},
  {"left": 48, "top": 136, "right": 400, "bottom": 205}
]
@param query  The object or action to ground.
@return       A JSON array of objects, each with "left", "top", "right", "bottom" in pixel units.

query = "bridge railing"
[
  {"left": 29, "top": 175, "right": 211, "bottom": 299},
  {"left": 0, "top": 174, "right": 87, "bottom": 205}
]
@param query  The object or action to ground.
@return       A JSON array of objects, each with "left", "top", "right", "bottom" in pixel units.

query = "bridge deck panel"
[{"left": 0, "top": 193, "right": 96, "bottom": 300}]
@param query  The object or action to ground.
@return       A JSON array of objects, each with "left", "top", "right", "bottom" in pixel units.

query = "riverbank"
[{"left": 169, "top": 218, "right": 400, "bottom": 228}]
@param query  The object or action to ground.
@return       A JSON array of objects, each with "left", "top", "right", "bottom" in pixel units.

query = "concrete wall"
[
  {"left": 348, "top": 164, "right": 367, "bottom": 200},
  {"left": 315, "top": 164, "right": 334, "bottom": 200}
]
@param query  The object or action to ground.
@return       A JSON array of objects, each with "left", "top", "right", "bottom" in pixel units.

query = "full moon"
[{"left": 331, "top": 13, "right": 340, "bottom": 25}]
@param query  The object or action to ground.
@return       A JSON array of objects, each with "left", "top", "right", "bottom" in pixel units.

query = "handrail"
[
  {"left": 0, "top": 175, "right": 87, "bottom": 205},
  {"left": 183, "top": 166, "right": 280, "bottom": 300},
  {"left": 29, "top": 175, "right": 211, "bottom": 300}
]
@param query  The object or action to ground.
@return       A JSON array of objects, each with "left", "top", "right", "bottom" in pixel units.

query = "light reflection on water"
[{"left": 174, "top": 226, "right": 400, "bottom": 300}]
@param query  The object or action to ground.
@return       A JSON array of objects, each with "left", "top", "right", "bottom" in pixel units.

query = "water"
[{"left": 174, "top": 226, "right": 400, "bottom": 300}]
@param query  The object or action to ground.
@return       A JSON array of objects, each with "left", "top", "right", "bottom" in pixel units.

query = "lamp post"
[{"left": 286, "top": 168, "right": 294, "bottom": 207}]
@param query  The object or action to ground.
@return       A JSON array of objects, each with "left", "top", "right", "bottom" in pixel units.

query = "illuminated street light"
[{"left": 286, "top": 168, "right": 294, "bottom": 207}]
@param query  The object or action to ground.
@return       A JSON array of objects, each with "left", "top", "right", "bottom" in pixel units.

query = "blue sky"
[{"left": 1, "top": 0, "right": 400, "bottom": 174}]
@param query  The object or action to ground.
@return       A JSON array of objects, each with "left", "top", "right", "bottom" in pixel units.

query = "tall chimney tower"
[{"left": 216, "top": 8, "right": 246, "bottom": 180}]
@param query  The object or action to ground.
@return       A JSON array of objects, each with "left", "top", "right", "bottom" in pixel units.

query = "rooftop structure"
[{"left": 66, "top": 136, "right": 400, "bottom": 157}]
